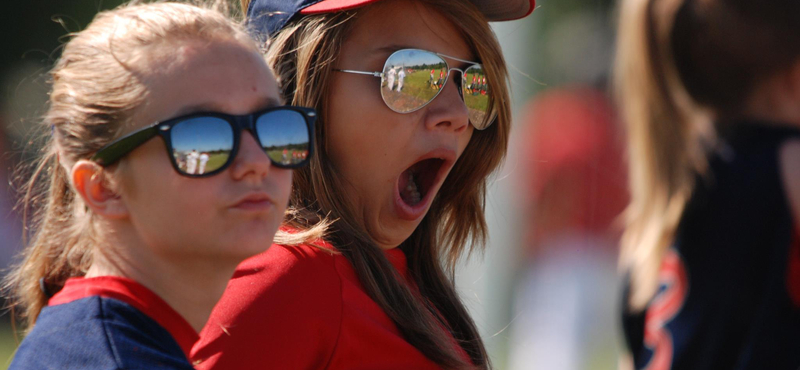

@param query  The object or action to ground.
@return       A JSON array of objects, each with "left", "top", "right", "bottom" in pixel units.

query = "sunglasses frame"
[
  {"left": 333, "top": 48, "right": 495, "bottom": 130},
  {"left": 91, "top": 105, "right": 317, "bottom": 177}
]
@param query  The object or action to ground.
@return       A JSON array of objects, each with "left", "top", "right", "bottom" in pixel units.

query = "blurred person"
[
  {"left": 470, "top": 74, "right": 477, "bottom": 94},
  {"left": 190, "top": 0, "right": 535, "bottom": 369},
  {"left": 387, "top": 65, "right": 397, "bottom": 90},
  {"left": 5, "top": 2, "right": 315, "bottom": 368},
  {"left": 186, "top": 149, "right": 200, "bottom": 174},
  {"left": 397, "top": 66, "right": 406, "bottom": 91},
  {"left": 616, "top": 0, "right": 800, "bottom": 369},
  {"left": 507, "top": 87, "right": 628, "bottom": 370},
  {"left": 198, "top": 152, "right": 210, "bottom": 175}
]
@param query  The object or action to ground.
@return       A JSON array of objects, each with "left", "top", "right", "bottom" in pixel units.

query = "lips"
[
  {"left": 394, "top": 149, "right": 455, "bottom": 221},
  {"left": 231, "top": 192, "right": 275, "bottom": 212}
]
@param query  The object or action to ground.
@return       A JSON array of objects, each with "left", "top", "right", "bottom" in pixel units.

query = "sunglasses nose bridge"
[
  {"left": 450, "top": 68, "right": 466, "bottom": 84},
  {"left": 231, "top": 115, "right": 258, "bottom": 139},
  {"left": 448, "top": 68, "right": 466, "bottom": 101}
]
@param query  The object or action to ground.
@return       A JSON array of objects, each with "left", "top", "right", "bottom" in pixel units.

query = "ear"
[{"left": 71, "top": 160, "right": 128, "bottom": 219}]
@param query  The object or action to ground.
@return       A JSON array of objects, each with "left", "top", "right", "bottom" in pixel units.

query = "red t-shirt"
[{"left": 191, "top": 242, "right": 468, "bottom": 369}]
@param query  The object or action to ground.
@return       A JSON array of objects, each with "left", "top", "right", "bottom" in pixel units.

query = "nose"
[
  {"left": 229, "top": 131, "right": 271, "bottom": 180},
  {"left": 424, "top": 70, "right": 470, "bottom": 133}
]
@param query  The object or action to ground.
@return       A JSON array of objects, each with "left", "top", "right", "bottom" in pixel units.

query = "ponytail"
[
  {"left": 615, "top": 0, "right": 710, "bottom": 309},
  {"left": 7, "top": 145, "right": 96, "bottom": 329}
]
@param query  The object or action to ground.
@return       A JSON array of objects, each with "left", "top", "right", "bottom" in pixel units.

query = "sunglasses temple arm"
[
  {"left": 333, "top": 69, "right": 383, "bottom": 78},
  {"left": 91, "top": 126, "right": 160, "bottom": 166}
]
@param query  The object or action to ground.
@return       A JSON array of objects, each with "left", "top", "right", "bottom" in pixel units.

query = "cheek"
[
  {"left": 120, "top": 142, "right": 219, "bottom": 237},
  {"left": 273, "top": 168, "right": 293, "bottom": 207},
  {"left": 326, "top": 73, "right": 413, "bottom": 169},
  {"left": 118, "top": 140, "right": 177, "bottom": 203},
  {"left": 458, "top": 126, "right": 475, "bottom": 155}
]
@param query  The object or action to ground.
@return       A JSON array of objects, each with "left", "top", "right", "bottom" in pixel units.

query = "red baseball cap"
[
  {"left": 301, "top": 0, "right": 535, "bottom": 20},
  {"left": 247, "top": 0, "right": 536, "bottom": 36}
]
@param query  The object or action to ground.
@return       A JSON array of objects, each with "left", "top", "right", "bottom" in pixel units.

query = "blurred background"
[{"left": 0, "top": 0, "right": 626, "bottom": 368}]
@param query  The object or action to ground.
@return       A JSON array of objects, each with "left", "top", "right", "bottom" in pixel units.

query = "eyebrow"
[{"left": 374, "top": 44, "right": 414, "bottom": 54}]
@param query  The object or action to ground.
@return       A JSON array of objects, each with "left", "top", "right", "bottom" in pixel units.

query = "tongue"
[{"left": 400, "top": 172, "right": 422, "bottom": 206}]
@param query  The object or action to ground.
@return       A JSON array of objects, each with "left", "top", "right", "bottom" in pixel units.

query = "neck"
[
  {"left": 741, "top": 73, "right": 800, "bottom": 129},
  {"left": 85, "top": 223, "right": 239, "bottom": 333}
]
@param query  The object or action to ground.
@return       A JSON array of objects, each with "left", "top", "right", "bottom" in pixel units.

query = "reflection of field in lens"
[
  {"left": 464, "top": 93, "right": 490, "bottom": 127},
  {"left": 173, "top": 150, "right": 230, "bottom": 175},
  {"left": 382, "top": 70, "right": 438, "bottom": 112},
  {"left": 468, "top": 108, "right": 488, "bottom": 128},
  {"left": 464, "top": 91, "right": 489, "bottom": 112},
  {"left": 204, "top": 152, "right": 229, "bottom": 172},
  {"left": 265, "top": 145, "right": 308, "bottom": 166}
]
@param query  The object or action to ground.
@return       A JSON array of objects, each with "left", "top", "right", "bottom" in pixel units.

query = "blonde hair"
[
  {"left": 243, "top": 0, "right": 510, "bottom": 367},
  {"left": 615, "top": 0, "right": 800, "bottom": 309},
  {"left": 6, "top": 0, "right": 255, "bottom": 331}
]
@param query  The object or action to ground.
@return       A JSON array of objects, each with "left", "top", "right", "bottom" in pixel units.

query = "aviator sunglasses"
[
  {"left": 91, "top": 106, "right": 316, "bottom": 177},
  {"left": 334, "top": 48, "right": 496, "bottom": 130}
]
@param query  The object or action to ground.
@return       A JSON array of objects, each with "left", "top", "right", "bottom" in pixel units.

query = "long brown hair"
[
  {"left": 5, "top": 1, "right": 254, "bottom": 331},
  {"left": 615, "top": 0, "right": 800, "bottom": 309},
  {"left": 242, "top": 0, "right": 511, "bottom": 367}
]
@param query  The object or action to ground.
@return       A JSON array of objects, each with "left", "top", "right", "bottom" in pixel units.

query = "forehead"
[
  {"left": 344, "top": 0, "right": 475, "bottom": 61},
  {"left": 132, "top": 39, "right": 280, "bottom": 126}
]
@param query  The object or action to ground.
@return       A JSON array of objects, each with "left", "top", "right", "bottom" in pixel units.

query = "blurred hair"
[
  {"left": 615, "top": 0, "right": 800, "bottom": 309},
  {"left": 5, "top": 0, "right": 255, "bottom": 331},
  {"left": 242, "top": 0, "right": 511, "bottom": 367}
]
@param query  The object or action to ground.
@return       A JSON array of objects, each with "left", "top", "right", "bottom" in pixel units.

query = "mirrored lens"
[
  {"left": 463, "top": 64, "right": 493, "bottom": 129},
  {"left": 380, "top": 49, "right": 445, "bottom": 113},
  {"left": 255, "top": 110, "right": 310, "bottom": 167},
  {"left": 171, "top": 117, "right": 234, "bottom": 175}
]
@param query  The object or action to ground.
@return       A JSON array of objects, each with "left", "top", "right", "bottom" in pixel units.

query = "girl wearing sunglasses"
[
  {"left": 191, "top": 0, "right": 534, "bottom": 369},
  {"left": 6, "top": 2, "right": 314, "bottom": 369},
  {"left": 616, "top": 0, "right": 800, "bottom": 369}
]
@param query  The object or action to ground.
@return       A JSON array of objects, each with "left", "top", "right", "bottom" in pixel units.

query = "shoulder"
[
  {"left": 780, "top": 139, "right": 800, "bottom": 228},
  {"left": 192, "top": 243, "right": 345, "bottom": 369},
  {"left": 11, "top": 297, "right": 119, "bottom": 370},
  {"left": 217, "top": 242, "right": 344, "bottom": 309},
  {"left": 98, "top": 298, "right": 195, "bottom": 369},
  {"left": 11, "top": 297, "right": 192, "bottom": 370}
]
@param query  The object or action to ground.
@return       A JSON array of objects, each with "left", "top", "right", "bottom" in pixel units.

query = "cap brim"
[{"left": 301, "top": 0, "right": 535, "bottom": 21}]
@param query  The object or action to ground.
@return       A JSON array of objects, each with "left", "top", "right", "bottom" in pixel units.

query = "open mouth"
[{"left": 398, "top": 158, "right": 445, "bottom": 207}]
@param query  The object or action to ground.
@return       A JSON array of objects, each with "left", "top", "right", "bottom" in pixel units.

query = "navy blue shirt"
[
  {"left": 10, "top": 276, "right": 198, "bottom": 370},
  {"left": 623, "top": 123, "right": 800, "bottom": 370}
]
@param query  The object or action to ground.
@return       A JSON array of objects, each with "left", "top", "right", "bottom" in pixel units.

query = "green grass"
[
  {"left": 0, "top": 324, "right": 19, "bottom": 369},
  {"left": 383, "top": 69, "right": 491, "bottom": 126},
  {"left": 402, "top": 70, "right": 440, "bottom": 101},
  {"left": 205, "top": 152, "right": 228, "bottom": 170}
]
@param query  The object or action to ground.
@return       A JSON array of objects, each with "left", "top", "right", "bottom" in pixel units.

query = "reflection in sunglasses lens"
[
  {"left": 171, "top": 117, "right": 233, "bottom": 175},
  {"left": 255, "top": 110, "right": 310, "bottom": 167},
  {"left": 463, "top": 64, "right": 491, "bottom": 129},
  {"left": 380, "top": 50, "right": 493, "bottom": 129},
  {"left": 381, "top": 49, "right": 444, "bottom": 113}
]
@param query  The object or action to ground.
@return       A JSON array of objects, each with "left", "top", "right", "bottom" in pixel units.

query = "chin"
[{"left": 371, "top": 218, "right": 423, "bottom": 250}]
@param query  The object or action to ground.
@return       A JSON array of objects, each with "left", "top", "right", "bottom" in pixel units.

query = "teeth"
[{"left": 405, "top": 173, "right": 422, "bottom": 205}]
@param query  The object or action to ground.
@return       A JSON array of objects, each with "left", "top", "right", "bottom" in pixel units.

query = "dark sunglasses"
[
  {"left": 91, "top": 106, "right": 316, "bottom": 177},
  {"left": 334, "top": 48, "right": 495, "bottom": 130}
]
